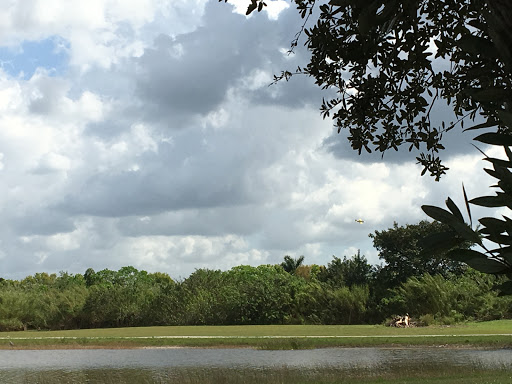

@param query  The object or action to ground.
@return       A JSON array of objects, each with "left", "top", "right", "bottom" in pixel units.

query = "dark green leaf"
[
  {"left": 418, "top": 231, "right": 465, "bottom": 256},
  {"left": 467, "top": 18, "right": 487, "bottom": 32},
  {"left": 463, "top": 118, "right": 499, "bottom": 132},
  {"left": 358, "top": 10, "right": 373, "bottom": 35},
  {"left": 505, "top": 147, "right": 512, "bottom": 162},
  {"left": 492, "top": 246, "right": 512, "bottom": 263},
  {"left": 483, "top": 157, "right": 512, "bottom": 168},
  {"left": 445, "top": 197, "right": 464, "bottom": 222},
  {"left": 474, "top": 133, "right": 512, "bottom": 146},
  {"left": 479, "top": 217, "right": 508, "bottom": 233},
  {"left": 471, "top": 195, "right": 512, "bottom": 208},
  {"left": 496, "top": 248, "right": 512, "bottom": 264},
  {"left": 422, "top": 205, "right": 461, "bottom": 223},
  {"left": 457, "top": 35, "right": 498, "bottom": 57},
  {"left": 463, "top": 184, "right": 472, "bottom": 227},
  {"left": 446, "top": 248, "right": 485, "bottom": 262},
  {"left": 329, "top": 0, "right": 351, "bottom": 6},
  {"left": 446, "top": 249, "right": 508, "bottom": 273},
  {"left": 246, "top": 0, "right": 257, "bottom": 15},
  {"left": 464, "top": 87, "right": 510, "bottom": 103},
  {"left": 422, "top": 205, "right": 481, "bottom": 244},
  {"left": 481, "top": 232, "right": 512, "bottom": 245},
  {"left": 497, "top": 110, "right": 512, "bottom": 128},
  {"left": 496, "top": 280, "right": 512, "bottom": 296}
]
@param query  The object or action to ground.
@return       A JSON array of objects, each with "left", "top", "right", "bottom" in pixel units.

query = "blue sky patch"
[{"left": 0, "top": 36, "right": 69, "bottom": 79}]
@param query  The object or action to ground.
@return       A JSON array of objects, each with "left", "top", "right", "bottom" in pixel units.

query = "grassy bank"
[{"left": 1, "top": 320, "right": 512, "bottom": 349}]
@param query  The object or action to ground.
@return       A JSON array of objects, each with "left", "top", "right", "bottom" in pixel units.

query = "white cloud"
[
  {"left": 0, "top": 0, "right": 494, "bottom": 280},
  {"left": 109, "top": 233, "right": 267, "bottom": 276},
  {"left": 32, "top": 152, "right": 71, "bottom": 173},
  {"left": 228, "top": 0, "right": 289, "bottom": 20},
  {"left": 0, "top": 0, "right": 209, "bottom": 71}
]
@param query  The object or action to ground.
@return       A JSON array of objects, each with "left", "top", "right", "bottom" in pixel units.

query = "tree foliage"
[
  {"left": 384, "top": 270, "right": 510, "bottom": 323},
  {"left": 280, "top": 255, "right": 305, "bottom": 274},
  {"left": 421, "top": 138, "right": 512, "bottom": 293},
  {"left": 0, "top": 258, "right": 510, "bottom": 329},
  {"left": 221, "top": 0, "right": 512, "bottom": 180},
  {"left": 370, "top": 220, "right": 467, "bottom": 287},
  {"left": 317, "top": 251, "right": 375, "bottom": 288}
]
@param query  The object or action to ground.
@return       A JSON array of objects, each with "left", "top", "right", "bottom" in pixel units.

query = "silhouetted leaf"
[
  {"left": 463, "top": 118, "right": 499, "bottom": 132},
  {"left": 506, "top": 147, "right": 512, "bottom": 162},
  {"left": 358, "top": 8, "right": 373, "bottom": 35},
  {"left": 497, "top": 110, "right": 512, "bottom": 128},
  {"left": 446, "top": 197, "right": 464, "bottom": 222},
  {"left": 422, "top": 205, "right": 460, "bottom": 223},
  {"left": 489, "top": 246, "right": 512, "bottom": 263},
  {"left": 474, "top": 133, "right": 512, "bottom": 146},
  {"left": 446, "top": 249, "right": 508, "bottom": 273},
  {"left": 484, "top": 157, "right": 512, "bottom": 168},
  {"left": 246, "top": 0, "right": 257, "bottom": 15},
  {"left": 463, "top": 184, "right": 472, "bottom": 227},
  {"left": 465, "top": 87, "right": 509, "bottom": 103},
  {"left": 496, "top": 280, "right": 512, "bottom": 296},
  {"left": 457, "top": 35, "right": 498, "bottom": 57},
  {"left": 471, "top": 195, "right": 512, "bottom": 208},
  {"left": 422, "top": 205, "right": 481, "bottom": 244},
  {"left": 418, "top": 231, "right": 464, "bottom": 255},
  {"left": 481, "top": 232, "right": 512, "bottom": 245},
  {"left": 479, "top": 217, "right": 508, "bottom": 233},
  {"left": 329, "top": 0, "right": 351, "bottom": 6}
]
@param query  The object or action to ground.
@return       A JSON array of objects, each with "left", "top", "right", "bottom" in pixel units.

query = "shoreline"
[{"left": 2, "top": 340, "right": 510, "bottom": 351}]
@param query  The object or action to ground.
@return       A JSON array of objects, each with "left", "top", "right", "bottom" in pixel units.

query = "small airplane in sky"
[{"left": 355, "top": 219, "right": 364, "bottom": 224}]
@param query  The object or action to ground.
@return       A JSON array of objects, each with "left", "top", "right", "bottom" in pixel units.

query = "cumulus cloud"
[
  {"left": 0, "top": 0, "right": 497, "bottom": 279},
  {"left": 0, "top": 0, "right": 212, "bottom": 71}
]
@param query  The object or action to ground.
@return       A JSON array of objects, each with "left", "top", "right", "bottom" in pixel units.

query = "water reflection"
[
  {"left": 2, "top": 347, "right": 512, "bottom": 369},
  {"left": 1, "top": 348, "right": 511, "bottom": 383}
]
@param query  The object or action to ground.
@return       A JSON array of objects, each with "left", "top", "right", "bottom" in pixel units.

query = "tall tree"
[
  {"left": 280, "top": 255, "right": 305, "bottom": 274},
  {"left": 371, "top": 221, "right": 467, "bottom": 288},
  {"left": 318, "top": 251, "right": 375, "bottom": 288}
]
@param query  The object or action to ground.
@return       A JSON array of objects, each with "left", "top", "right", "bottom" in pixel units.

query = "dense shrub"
[{"left": 0, "top": 261, "right": 510, "bottom": 330}]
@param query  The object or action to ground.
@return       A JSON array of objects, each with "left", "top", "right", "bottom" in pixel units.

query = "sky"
[{"left": 0, "top": 0, "right": 501, "bottom": 280}]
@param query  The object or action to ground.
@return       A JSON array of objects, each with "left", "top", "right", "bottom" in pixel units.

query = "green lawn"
[
  {"left": 4, "top": 319, "right": 512, "bottom": 337},
  {"left": 1, "top": 320, "right": 512, "bottom": 349}
]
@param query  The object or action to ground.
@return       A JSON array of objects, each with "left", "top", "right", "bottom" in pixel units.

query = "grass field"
[{"left": 1, "top": 320, "right": 512, "bottom": 349}]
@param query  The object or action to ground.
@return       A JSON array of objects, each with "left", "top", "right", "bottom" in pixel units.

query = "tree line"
[{"left": 1, "top": 221, "right": 511, "bottom": 331}]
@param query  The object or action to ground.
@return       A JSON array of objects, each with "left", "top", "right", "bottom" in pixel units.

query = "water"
[{"left": 1, "top": 347, "right": 511, "bottom": 383}]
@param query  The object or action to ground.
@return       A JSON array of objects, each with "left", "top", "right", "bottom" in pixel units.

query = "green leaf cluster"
[
  {"left": 2, "top": 247, "right": 511, "bottom": 330},
  {"left": 422, "top": 133, "right": 512, "bottom": 293}
]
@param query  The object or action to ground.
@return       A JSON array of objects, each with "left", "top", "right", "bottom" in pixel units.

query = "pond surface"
[{"left": 1, "top": 347, "right": 511, "bottom": 383}]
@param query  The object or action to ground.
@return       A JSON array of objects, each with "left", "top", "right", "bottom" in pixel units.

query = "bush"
[
  {"left": 418, "top": 314, "right": 435, "bottom": 326},
  {"left": 0, "top": 318, "right": 24, "bottom": 331}
]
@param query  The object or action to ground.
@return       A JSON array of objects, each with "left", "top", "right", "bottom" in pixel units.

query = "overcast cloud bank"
[{"left": 0, "top": 0, "right": 498, "bottom": 279}]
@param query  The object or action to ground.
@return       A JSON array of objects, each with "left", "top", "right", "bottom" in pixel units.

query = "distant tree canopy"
[
  {"left": 221, "top": 0, "right": 512, "bottom": 180},
  {"left": 281, "top": 255, "right": 305, "bottom": 274},
  {"left": 317, "top": 251, "right": 375, "bottom": 288},
  {"left": 1, "top": 257, "right": 510, "bottom": 331},
  {"left": 371, "top": 220, "right": 467, "bottom": 287},
  {"left": 1, "top": 216, "right": 511, "bottom": 331}
]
